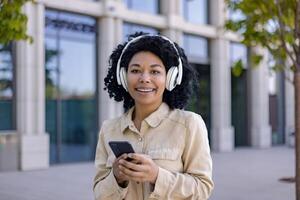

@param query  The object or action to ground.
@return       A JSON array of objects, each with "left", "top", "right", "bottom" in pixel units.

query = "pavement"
[{"left": 0, "top": 146, "right": 295, "bottom": 200}]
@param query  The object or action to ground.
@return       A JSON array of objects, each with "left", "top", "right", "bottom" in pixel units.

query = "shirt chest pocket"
[
  {"left": 147, "top": 148, "right": 182, "bottom": 172},
  {"left": 148, "top": 148, "right": 180, "bottom": 160}
]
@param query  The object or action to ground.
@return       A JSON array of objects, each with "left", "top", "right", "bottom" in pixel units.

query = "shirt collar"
[{"left": 120, "top": 102, "right": 170, "bottom": 133}]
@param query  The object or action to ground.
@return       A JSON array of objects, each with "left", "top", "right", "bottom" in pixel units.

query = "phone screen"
[{"left": 109, "top": 141, "right": 135, "bottom": 161}]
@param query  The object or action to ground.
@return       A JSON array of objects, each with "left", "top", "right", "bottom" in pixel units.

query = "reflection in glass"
[
  {"left": 182, "top": 0, "right": 208, "bottom": 24},
  {"left": 124, "top": 0, "right": 159, "bottom": 14},
  {"left": 230, "top": 42, "right": 249, "bottom": 146},
  {"left": 45, "top": 10, "right": 97, "bottom": 164},
  {"left": 186, "top": 64, "right": 211, "bottom": 141},
  {"left": 0, "top": 44, "right": 14, "bottom": 131},
  {"left": 183, "top": 34, "right": 209, "bottom": 64},
  {"left": 231, "top": 69, "right": 248, "bottom": 146},
  {"left": 123, "top": 23, "right": 159, "bottom": 41}
]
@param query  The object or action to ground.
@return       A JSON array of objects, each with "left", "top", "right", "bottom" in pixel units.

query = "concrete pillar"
[
  {"left": 160, "top": 0, "right": 179, "bottom": 15},
  {"left": 160, "top": 0, "right": 183, "bottom": 44},
  {"left": 16, "top": 2, "right": 49, "bottom": 170},
  {"left": 210, "top": 0, "right": 234, "bottom": 151},
  {"left": 114, "top": 18, "right": 125, "bottom": 115},
  {"left": 98, "top": 5, "right": 124, "bottom": 125},
  {"left": 98, "top": 17, "right": 116, "bottom": 124},
  {"left": 285, "top": 69, "right": 295, "bottom": 146},
  {"left": 249, "top": 47, "right": 272, "bottom": 147},
  {"left": 210, "top": 39, "right": 234, "bottom": 152}
]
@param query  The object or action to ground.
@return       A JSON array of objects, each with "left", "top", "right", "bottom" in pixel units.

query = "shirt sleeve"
[
  {"left": 149, "top": 113, "right": 214, "bottom": 200},
  {"left": 93, "top": 122, "right": 128, "bottom": 200}
]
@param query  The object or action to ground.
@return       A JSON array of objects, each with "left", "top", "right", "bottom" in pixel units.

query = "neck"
[{"left": 132, "top": 102, "right": 162, "bottom": 130}]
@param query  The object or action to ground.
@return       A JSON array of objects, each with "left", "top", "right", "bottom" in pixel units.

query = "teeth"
[{"left": 136, "top": 88, "right": 154, "bottom": 92}]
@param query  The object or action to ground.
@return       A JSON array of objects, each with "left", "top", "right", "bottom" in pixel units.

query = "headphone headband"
[{"left": 116, "top": 34, "right": 183, "bottom": 91}]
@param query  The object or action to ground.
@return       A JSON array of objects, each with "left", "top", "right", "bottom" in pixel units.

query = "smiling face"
[{"left": 127, "top": 51, "right": 167, "bottom": 109}]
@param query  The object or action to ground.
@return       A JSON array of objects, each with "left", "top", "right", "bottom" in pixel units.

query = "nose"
[{"left": 139, "top": 72, "right": 150, "bottom": 83}]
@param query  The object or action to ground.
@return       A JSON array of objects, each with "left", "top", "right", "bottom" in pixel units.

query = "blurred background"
[{"left": 0, "top": 0, "right": 295, "bottom": 199}]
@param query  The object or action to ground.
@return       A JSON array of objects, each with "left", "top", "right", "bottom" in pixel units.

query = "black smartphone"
[{"left": 108, "top": 141, "right": 135, "bottom": 161}]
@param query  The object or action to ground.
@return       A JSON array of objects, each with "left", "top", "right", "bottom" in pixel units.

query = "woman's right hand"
[{"left": 112, "top": 154, "right": 130, "bottom": 187}]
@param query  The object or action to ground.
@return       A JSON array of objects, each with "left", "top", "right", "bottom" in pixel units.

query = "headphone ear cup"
[
  {"left": 119, "top": 67, "right": 128, "bottom": 91},
  {"left": 166, "top": 66, "right": 178, "bottom": 91}
]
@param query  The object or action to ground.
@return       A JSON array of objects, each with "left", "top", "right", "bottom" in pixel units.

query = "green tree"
[
  {"left": 0, "top": 0, "right": 32, "bottom": 45},
  {"left": 225, "top": 0, "right": 300, "bottom": 198},
  {"left": 0, "top": 0, "right": 32, "bottom": 94}
]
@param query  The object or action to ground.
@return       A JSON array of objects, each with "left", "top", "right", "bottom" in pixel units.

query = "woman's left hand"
[{"left": 118, "top": 153, "right": 159, "bottom": 184}]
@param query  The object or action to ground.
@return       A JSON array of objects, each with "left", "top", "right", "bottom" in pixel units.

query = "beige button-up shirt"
[{"left": 93, "top": 103, "right": 214, "bottom": 200}]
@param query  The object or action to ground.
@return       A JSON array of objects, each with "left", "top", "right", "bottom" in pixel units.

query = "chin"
[{"left": 135, "top": 99, "right": 161, "bottom": 107}]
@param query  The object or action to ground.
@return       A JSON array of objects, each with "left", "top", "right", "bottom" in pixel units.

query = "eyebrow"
[{"left": 129, "top": 63, "right": 163, "bottom": 68}]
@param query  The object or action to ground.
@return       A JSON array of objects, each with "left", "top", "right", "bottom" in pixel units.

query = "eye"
[
  {"left": 151, "top": 70, "right": 160, "bottom": 74},
  {"left": 130, "top": 69, "right": 140, "bottom": 73}
]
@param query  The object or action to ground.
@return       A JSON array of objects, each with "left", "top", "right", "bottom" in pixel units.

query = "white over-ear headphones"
[{"left": 116, "top": 34, "right": 183, "bottom": 91}]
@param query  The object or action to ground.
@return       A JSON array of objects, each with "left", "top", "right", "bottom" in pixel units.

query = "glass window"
[
  {"left": 230, "top": 42, "right": 248, "bottom": 67},
  {"left": 183, "top": 34, "right": 209, "bottom": 64},
  {"left": 186, "top": 64, "right": 211, "bottom": 141},
  {"left": 268, "top": 53, "right": 277, "bottom": 95},
  {"left": 0, "top": 43, "right": 15, "bottom": 131},
  {"left": 230, "top": 42, "right": 249, "bottom": 146},
  {"left": 182, "top": 0, "right": 208, "bottom": 24},
  {"left": 45, "top": 10, "right": 97, "bottom": 164},
  {"left": 123, "top": 23, "right": 159, "bottom": 41},
  {"left": 124, "top": 0, "right": 160, "bottom": 14}
]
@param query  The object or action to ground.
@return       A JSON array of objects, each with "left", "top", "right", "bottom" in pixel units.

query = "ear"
[
  {"left": 120, "top": 67, "right": 128, "bottom": 91},
  {"left": 166, "top": 66, "right": 178, "bottom": 91}
]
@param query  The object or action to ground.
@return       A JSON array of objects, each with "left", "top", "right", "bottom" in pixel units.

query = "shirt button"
[{"left": 138, "top": 137, "right": 143, "bottom": 142}]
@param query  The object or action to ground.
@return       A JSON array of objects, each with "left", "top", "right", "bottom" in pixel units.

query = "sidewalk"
[{"left": 0, "top": 146, "right": 295, "bottom": 200}]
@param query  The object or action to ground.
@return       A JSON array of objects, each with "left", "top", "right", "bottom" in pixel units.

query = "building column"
[
  {"left": 160, "top": 0, "right": 183, "bottom": 44},
  {"left": 285, "top": 69, "right": 295, "bottom": 146},
  {"left": 210, "top": 39, "right": 234, "bottom": 152},
  {"left": 249, "top": 47, "right": 272, "bottom": 147},
  {"left": 210, "top": 0, "right": 234, "bottom": 151},
  {"left": 16, "top": 2, "right": 49, "bottom": 170},
  {"left": 98, "top": 5, "right": 123, "bottom": 125},
  {"left": 114, "top": 18, "right": 125, "bottom": 115}
]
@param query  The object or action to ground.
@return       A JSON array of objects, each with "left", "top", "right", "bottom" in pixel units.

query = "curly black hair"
[{"left": 104, "top": 32, "right": 197, "bottom": 111}]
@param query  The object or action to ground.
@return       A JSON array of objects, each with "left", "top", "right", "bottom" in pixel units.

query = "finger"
[
  {"left": 120, "top": 160, "right": 147, "bottom": 172},
  {"left": 118, "top": 153, "right": 128, "bottom": 161},
  {"left": 119, "top": 165, "right": 145, "bottom": 179},
  {"left": 128, "top": 153, "right": 150, "bottom": 163}
]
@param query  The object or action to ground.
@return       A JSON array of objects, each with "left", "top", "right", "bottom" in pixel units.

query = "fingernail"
[{"left": 128, "top": 153, "right": 133, "bottom": 158}]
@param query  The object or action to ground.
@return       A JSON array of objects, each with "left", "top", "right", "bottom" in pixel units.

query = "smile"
[{"left": 135, "top": 88, "right": 156, "bottom": 92}]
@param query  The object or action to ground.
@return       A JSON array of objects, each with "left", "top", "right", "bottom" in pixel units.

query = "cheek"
[
  {"left": 126, "top": 74, "right": 137, "bottom": 85},
  {"left": 156, "top": 77, "right": 166, "bottom": 90}
]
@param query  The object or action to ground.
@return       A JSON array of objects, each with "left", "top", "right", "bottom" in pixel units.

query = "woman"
[{"left": 93, "top": 32, "right": 214, "bottom": 200}]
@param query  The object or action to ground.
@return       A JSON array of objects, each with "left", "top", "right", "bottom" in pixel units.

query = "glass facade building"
[
  {"left": 0, "top": 0, "right": 291, "bottom": 171},
  {"left": 182, "top": 0, "right": 208, "bottom": 24},
  {"left": 124, "top": 0, "right": 160, "bottom": 14},
  {"left": 45, "top": 10, "right": 97, "bottom": 163}
]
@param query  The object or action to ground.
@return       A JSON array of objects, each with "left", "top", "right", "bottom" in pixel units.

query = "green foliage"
[
  {"left": 225, "top": 0, "right": 299, "bottom": 72},
  {"left": 250, "top": 54, "right": 263, "bottom": 68},
  {"left": 45, "top": 47, "right": 59, "bottom": 98},
  {"left": 0, "top": 0, "right": 33, "bottom": 45},
  {"left": 232, "top": 59, "right": 244, "bottom": 77}
]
